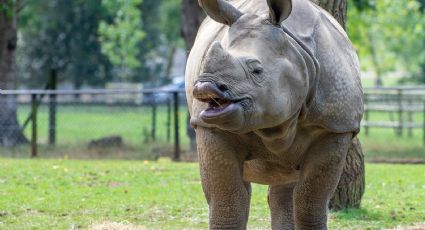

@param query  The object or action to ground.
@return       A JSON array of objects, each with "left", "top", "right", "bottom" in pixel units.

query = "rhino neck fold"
[
  {"left": 281, "top": 26, "right": 320, "bottom": 114},
  {"left": 254, "top": 111, "right": 299, "bottom": 154}
]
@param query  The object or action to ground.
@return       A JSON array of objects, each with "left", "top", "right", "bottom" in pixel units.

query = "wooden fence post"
[
  {"left": 423, "top": 101, "right": 425, "bottom": 145},
  {"left": 48, "top": 69, "right": 57, "bottom": 145},
  {"left": 397, "top": 89, "right": 403, "bottom": 136},
  {"left": 173, "top": 91, "right": 180, "bottom": 161},
  {"left": 166, "top": 97, "right": 171, "bottom": 142},
  {"left": 151, "top": 100, "right": 157, "bottom": 141},
  {"left": 364, "top": 94, "right": 369, "bottom": 136},
  {"left": 31, "top": 94, "right": 38, "bottom": 158},
  {"left": 407, "top": 98, "right": 413, "bottom": 137}
]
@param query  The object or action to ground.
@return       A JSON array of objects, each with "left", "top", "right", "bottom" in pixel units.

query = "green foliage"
[
  {"left": 160, "top": 0, "right": 184, "bottom": 48},
  {"left": 16, "top": 0, "right": 184, "bottom": 87},
  {"left": 0, "top": 2, "right": 13, "bottom": 19},
  {"left": 347, "top": 0, "right": 425, "bottom": 84},
  {"left": 417, "top": 0, "right": 425, "bottom": 12},
  {"left": 352, "top": 0, "right": 375, "bottom": 11},
  {"left": 133, "top": 0, "right": 183, "bottom": 84},
  {"left": 0, "top": 159, "right": 424, "bottom": 229},
  {"left": 17, "top": 0, "right": 113, "bottom": 88},
  {"left": 98, "top": 0, "right": 145, "bottom": 79}
]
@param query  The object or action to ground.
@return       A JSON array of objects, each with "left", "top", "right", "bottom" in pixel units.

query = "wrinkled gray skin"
[{"left": 185, "top": 0, "right": 363, "bottom": 229}]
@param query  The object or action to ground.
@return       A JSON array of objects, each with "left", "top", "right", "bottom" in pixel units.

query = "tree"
[
  {"left": 181, "top": 0, "right": 204, "bottom": 51},
  {"left": 346, "top": 0, "right": 425, "bottom": 85},
  {"left": 160, "top": 0, "right": 184, "bottom": 80},
  {"left": 135, "top": 0, "right": 167, "bottom": 84},
  {"left": 181, "top": 0, "right": 205, "bottom": 153},
  {"left": 311, "top": 0, "right": 347, "bottom": 28},
  {"left": 135, "top": 0, "right": 180, "bottom": 83},
  {"left": 99, "top": 0, "right": 145, "bottom": 80},
  {"left": 0, "top": 0, "right": 28, "bottom": 146},
  {"left": 181, "top": 0, "right": 365, "bottom": 210},
  {"left": 18, "top": 0, "right": 113, "bottom": 89}
]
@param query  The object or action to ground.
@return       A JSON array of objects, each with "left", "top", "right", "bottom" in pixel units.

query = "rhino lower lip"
[{"left": 200, "top": 98, "right": 242, "bottom": 121}]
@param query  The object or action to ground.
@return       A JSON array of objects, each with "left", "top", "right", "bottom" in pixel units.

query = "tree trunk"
[
  {"left": 181, "top": 0, "right": 205, "bottom": 51},
  {"left": 312, "top": 0, "right": 366, "bottom": 210},
  {"left": 0, "top": 1, "right": 28, "bottom": 146},
  {"left": 165, "top": 46, "right": 177, "bottom": 81},
  {"left": 311, "top": 0, "right": 347, "bottom": 29},
  {"left": 181, "top": 0, "right": 205, "bottom": 153},
  {"left": 329, "top": 137, "right": 365, "bottom": 210}
]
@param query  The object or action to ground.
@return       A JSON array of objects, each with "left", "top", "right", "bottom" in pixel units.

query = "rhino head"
[{"left": 192, "top": 0, "right": 313, "bottom": 133}]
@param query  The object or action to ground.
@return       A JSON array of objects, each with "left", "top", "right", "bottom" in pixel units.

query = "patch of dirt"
[
  {"left": 388, "top": 223, "right": 425, "bottom": 230},
  {"left": 88, "top": 221, "right": 146, "bottom": 230},
  {"left": 155, "top": 149, "right": 198, "bottom": 162}
]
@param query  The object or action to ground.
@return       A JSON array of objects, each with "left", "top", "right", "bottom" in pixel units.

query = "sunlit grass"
[{"left": 0, "top": 159, "right": 424, "bottom": 229}]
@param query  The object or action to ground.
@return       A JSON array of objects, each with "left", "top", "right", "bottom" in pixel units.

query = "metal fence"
[
  {"left": 1, "top": 86, "right": 424, "bottom": 160},
  {"left": 0, "top": 88, "right": 189, "bottom": 160}
]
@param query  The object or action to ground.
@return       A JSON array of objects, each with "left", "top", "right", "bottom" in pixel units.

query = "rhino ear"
[
  {"left": 267, "top": 0, "right": 292, "bottom": 25},
  {"left": 198, "top": 0, "right": 243, "bottom": 26}
]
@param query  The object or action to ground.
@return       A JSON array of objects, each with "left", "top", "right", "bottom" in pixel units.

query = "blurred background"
[{"left": 0, "top": 0, "right": 424, "bottom": 162}]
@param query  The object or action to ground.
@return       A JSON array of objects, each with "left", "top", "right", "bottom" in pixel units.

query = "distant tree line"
[
  {"left": 347, "top": 0, "right": 425, "bottom": 85},
  {"left": 15, "top": 0, "right": 184, "bottom": 89},
  {"left": 2, "top": 0, "right": 425, "bottom": 89}
]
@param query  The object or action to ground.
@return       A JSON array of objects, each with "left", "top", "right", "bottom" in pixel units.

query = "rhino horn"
[
  {"left": 202, "top": 41, "right": 232, "bottom": 73},
  {"left": 267, "top": 0, "right": 292, "bottom": 25},
  {"left": 198, "top": 0, "right": 243, "bottom": 26}
]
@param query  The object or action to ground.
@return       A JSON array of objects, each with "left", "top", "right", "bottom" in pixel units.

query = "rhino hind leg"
[
  {"left": 329, "top": 136, "right": 365, "bottom": 210},
  {"left": 268, "top": 183, "right": 296, "bottom": 230}
]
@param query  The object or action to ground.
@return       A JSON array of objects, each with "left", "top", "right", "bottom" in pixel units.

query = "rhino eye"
[
  {"left": 252, "top": 68, "right": 262, "bottom": 75},
  {"left": 246, "top": 59, "right": 263, "bottom": 75},
  {"left": 245, "top": 58, "right": 265, "bottom": 84}
]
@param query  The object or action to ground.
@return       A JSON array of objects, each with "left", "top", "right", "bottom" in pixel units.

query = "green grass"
[
  {"left": 357, "top": 110, "right": 425, "bottom": 161},
  {"left": 0, "top": 159, "right": 424, "bottom": 229},
  {"left": 17, "top": 104, "right": 191, "bottom": 146},
  {"left": 0, "top": 104, "right": 192, "bottom": 159}
]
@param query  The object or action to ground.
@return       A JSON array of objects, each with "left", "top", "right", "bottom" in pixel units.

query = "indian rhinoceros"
[{"left": 185, "top": 0, "right": 363, "bottom": 229}]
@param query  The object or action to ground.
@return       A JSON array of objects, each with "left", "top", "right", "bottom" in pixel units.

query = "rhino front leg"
[
  {"left": 294, "top": 133, "right": 351, "bottom": 230},
  {"left": 197, "top": 127, "right": 251, "bottom": 230},
  {"left": 268, "top": 183, "right": 296, "bottom": 230}
]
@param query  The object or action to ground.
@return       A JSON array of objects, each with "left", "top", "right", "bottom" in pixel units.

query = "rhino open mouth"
[{"left": 193, "top": 81, "right": 242, "bottom": 120}]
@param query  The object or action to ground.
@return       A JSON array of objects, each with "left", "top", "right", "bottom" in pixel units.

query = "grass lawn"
[
  {"left": 357, "top": 110, "right": 425, "bottom": 161},
  {"left": 0, "top": 158, "right": 424, "bottom": 229}
]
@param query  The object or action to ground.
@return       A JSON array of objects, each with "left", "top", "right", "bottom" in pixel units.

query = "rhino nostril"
[{"left": 218, "top": 84, "right": 228, "bottom": 92}]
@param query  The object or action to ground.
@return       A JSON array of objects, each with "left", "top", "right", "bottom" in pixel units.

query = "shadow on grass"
[
  {"left": 332, "top": 208, "right": 384, "bottom": 222},
  {"left": 363, "top": 144, "right": 425, "bottom": 162},
  {"left": 0, "top": 142, "right": 194, "bottom": 161}
]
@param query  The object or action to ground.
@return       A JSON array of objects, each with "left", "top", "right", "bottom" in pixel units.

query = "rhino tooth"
[{"left": 208, "top": 98, "right": 231, "bottom": 110}]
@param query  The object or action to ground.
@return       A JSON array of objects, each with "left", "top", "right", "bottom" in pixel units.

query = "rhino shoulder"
[{"left": 304, "top": 8, "right": 364, "bottom": 134}]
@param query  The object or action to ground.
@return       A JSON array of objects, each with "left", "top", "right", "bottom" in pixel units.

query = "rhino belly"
[{"left": 243, "top": 159, "right": 300, "bottom": 185}]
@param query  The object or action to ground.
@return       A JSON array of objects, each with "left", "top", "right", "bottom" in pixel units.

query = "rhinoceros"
[{"left": 185, "top": 0, "right": 363, "bottom": 229}]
